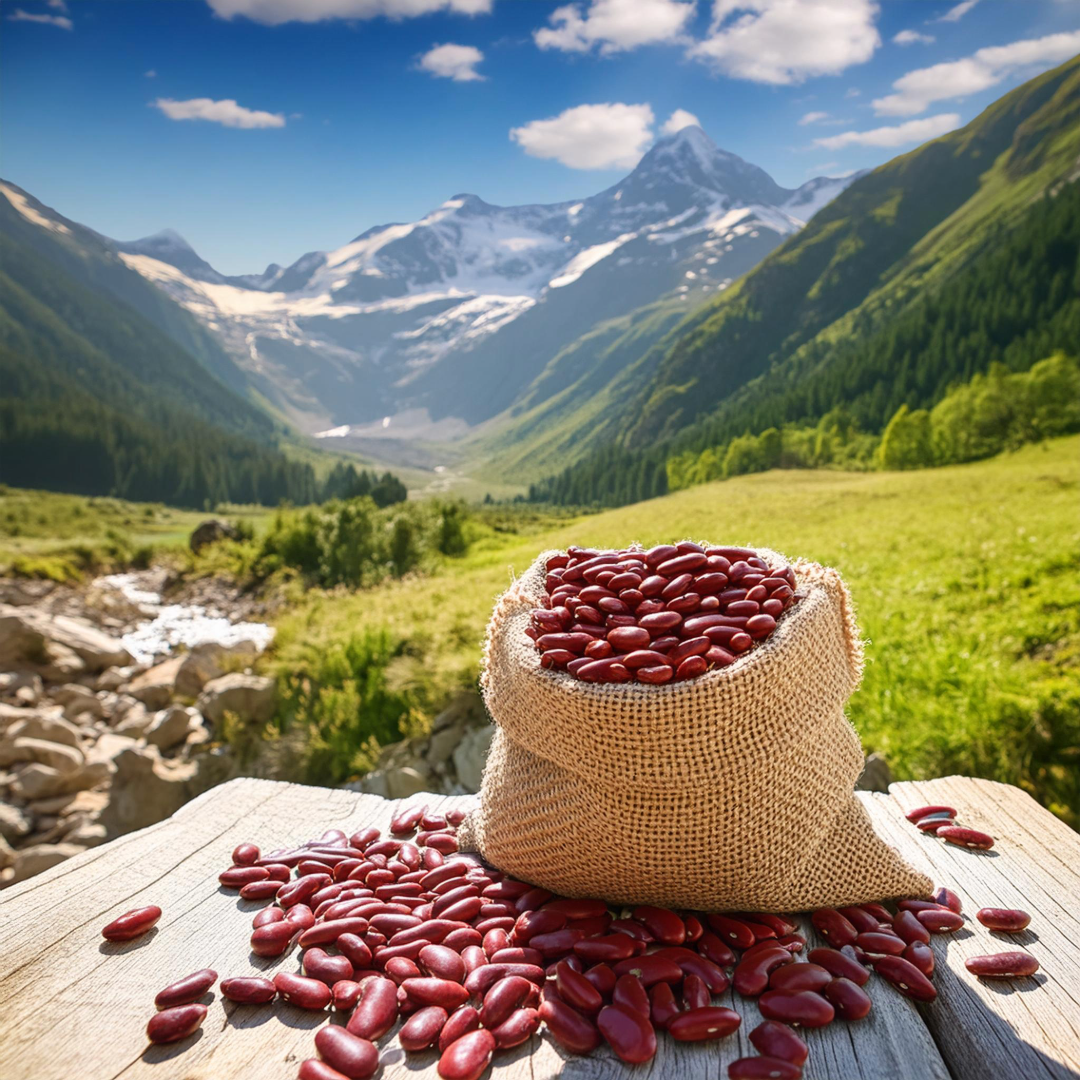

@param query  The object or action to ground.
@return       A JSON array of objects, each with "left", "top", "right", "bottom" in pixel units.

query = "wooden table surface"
[{"left": 1, "top": 775, "right": 1077, "bottom": 1080}]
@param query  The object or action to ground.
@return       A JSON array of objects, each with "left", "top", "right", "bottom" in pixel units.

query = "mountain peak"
[{"left": 130, "top": 227, "right": 195, "bottom": 252}]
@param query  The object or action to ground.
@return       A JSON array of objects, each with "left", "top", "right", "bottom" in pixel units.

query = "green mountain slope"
[{"left": 529, "top": 53, "right": 1080, "bottom": 504}]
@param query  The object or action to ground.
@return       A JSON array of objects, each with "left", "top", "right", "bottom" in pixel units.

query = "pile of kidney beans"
[
  {"left": 108, "top": 801, "right": 1040, "bottom": 1079},
  {"left": 528, "top": 543, "right": 800, "bottom": 684}
]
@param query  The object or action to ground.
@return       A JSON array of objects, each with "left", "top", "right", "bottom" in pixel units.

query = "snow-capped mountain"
[{"left": 112, "top": 127, "right": 859, "bottom": 437}]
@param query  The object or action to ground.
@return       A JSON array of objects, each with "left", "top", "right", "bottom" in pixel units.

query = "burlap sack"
[{"left": 459, "top": 548, "right": 932, "bottom": 912}]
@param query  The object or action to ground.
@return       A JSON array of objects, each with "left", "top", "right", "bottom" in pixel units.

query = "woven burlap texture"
[{"left": 459, "top": 548, "right": 932, "bottom": 912}]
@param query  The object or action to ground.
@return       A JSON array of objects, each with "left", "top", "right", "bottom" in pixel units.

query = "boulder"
[
  {"left": 0, "top": 671, "right": 42, "bottom": 706},
  {"left": 386, "top": 766, "right": 430, "bottom": 800},
  {"left": 0, "top": 736, "right": 84, "bottom": 774},
  {"left": 112, "top": 702, "right": 152, "bottom": 738},
  {"left": 190, "top": 519, "right": 240, "bottom": 554},
  {"left": 7, "top": 763, "right": 66, "bottom": 801},
  {"left": 0, "top": 605, "right": 132, "bottom": 673},
  {"left": 0, "top": 702, "right": 61, "bottom": 734},
  {"left": 7, "top": 713, "right": 82, "bottom": 749},
  {"left": 64, "top": 821, "right": 108, "bottom": 848},
  {"left": 452, "top": 724, "right": 493, "bottom": 794},
  {"left": 128, "top": 656, "right": 184, "bottom": 710},
  {"left": 101, "top": 746, "right": 196, "bottom": 834},
  {"left": 6, "top": 842, "right": 85, "bottom": 886},
  {"left": 175, "top": 640, "right": 258, "bottom": 699},
  {"left": 86, "top": 732, "right": 140, "bottom": 769},
  {"left": 145, "top": 705, "right": 200, "bottom": 751},
  {"left": 197, "top": 673, "right": 275, "bottom": 725},
  {"left": 0, "top": 833, "right": 15, "bottom": 870},
  {"left": 94, "top": 666, "right": 138, "bottom": 692},
  {"left": 0, "top": 802, "right": 33, "bottom": 843},
  {"left": 856, "top": 752, "right": 893, "bottom": 793}
]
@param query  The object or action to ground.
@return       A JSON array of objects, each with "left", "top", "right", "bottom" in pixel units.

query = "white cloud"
[
  {"left": 893, "top": 29, "right": 933, "bottom": 46},
  {"left": 510, "top": 102, "right": 655, "bottom": 169},
  {"left": 418, "top": 42, "right": 485, "bottom": 81},
  {"left": 152, "top": 97, "right": 286, "bottom": 129},
  {"left": 6, "top": 8, "right": 73, "bottom": 29},
  {"left": 930, "top": 0, "right": 978, "bottom": 24},
  {"left": 798, "top": 110, "right": 830, "bottom": 125},
  {"left": 690, "top": 0, "right": 880, "bottom": 85},
  {"left": 534, "top": 0, "right": 695, "bottom": 55},
  {"left": 845, "top": 87, "right": 861, "bottom": 98},
  {"left": 661, "top": 108, "right": 701, "bottom": 135},
  {"left": 813, "top": 112, "right": 960, "bottom": 149},
  {"left": 205, "top": 0, "right": 491, "bottom": 25},
  {"left": 873, "top": 30, "right": 1080, "bottom": 116},
  {"left": 145, "top": 69, "right": 157, "bottom": 78},
  {"left": 47, "top": 0, "right": 68, "bottom": 9}
]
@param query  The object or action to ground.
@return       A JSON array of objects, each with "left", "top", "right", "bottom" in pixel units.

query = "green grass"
[
  {"left": 0, "top": 487, "right": 273, "bottom": 579},
  {"left": 269, "top": 435, "right": 1080, "bottom": 822}
]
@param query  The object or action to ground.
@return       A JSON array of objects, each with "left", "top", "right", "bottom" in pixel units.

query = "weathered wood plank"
[{"left": 0, "top": 776, "right": 1076, "bottom": 1080}]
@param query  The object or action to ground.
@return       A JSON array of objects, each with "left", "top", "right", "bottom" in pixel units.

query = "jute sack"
[{"left": 459, "top": 548, "right": 932, "bottom": 912}]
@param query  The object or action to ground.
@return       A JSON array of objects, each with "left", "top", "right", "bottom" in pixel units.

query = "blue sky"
[{"left": 4, "top": 0, "right": 1079, "bottom": 275}]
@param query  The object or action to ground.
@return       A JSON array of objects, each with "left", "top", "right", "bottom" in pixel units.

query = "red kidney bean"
[
  {"left": 637, "top": 665, "right": 674, "bottom": 684},
  {"left": 299, "top": 1062, "right": 350, "bottom": 1080},
  {"left": 274, "top": 972, "right": 332, "bottom": 1010},
  {"left": 645, "top": 545, "right": 679, "bottom": 567},
  {"left": 155, "top": 968, "right": 217, "bottom": 1009},
  {"left": 745, "top": 614, "right": 777, "bottom": 638},
  {"left": 584, "top": 962, "right": 617, "bottom": 998},
  {"left": 698, "top": 931, "right": 737, "bottom": 967},
  {"left": 514, "top": 886, "right": 552, "bottom": 913},
  {"left": 279, "top": 876, "right": 330, "bottom": 909},
  {"left": 437, "top": 1029, "right": 496, "bottom": 1080},
  {"left": 221, "top": 976, "right": 276, "bottom": 1004},
  {"left": 333, "top": 980, "right": 363, "bottom": 1011},
  {"left": 812, "top": 908, "right": 859, "bottom": 947},
  {"left": 632, "top": 905, "right": 685, "bottom": 946},
  {"left": 934, "top": 887, "right": 963, "bottom": 914},
  {"left": 856, "top": 931, "right": 906, "bottom": 956},
  {"left": 657, "top": 553, "right": 707, "bottom": 577},
  {"left": 384, "top": 956, "right": 422, "bottom": 984},
  {"left": 675, "top": 655, "right": 708, "bottom": 680},
  {"left": 683, "top": 914, "right": 704, "bottom": 942},
  {"left": 556, "top": 961, "right": 603, "bottom": 1013},
  {"left": 492, "top": 1006, "right": 540, "bottom": 1049},
  {"left": 619, "top": 650, "right": 671, "bottom": 671},
  {"left": 577, "top": 658, "right": 631, "bottom": 683},
  {"left": 336, "top": 933, "right": 373, "bottom": 970},
  {"left": 776, "top": 934, "right": 806, "bottom": 953},
  {"left": 541, "top": 648, "right": 574, "bottom": 670},
  {"left": 903, "top": 942, "right": 935, "bottom": 977},
  {"left": 476, "top": 917, "right": 516, "bottom": 936},
  {"left": 286, "top": 906, "right": 318, "bottom": 934},
  {"left": 649, "top": 982, "right": 680, "bottom": 1030},
  {"left": 905, "top": 804, "right": 957, "bottom": 822},
  {"left": 314, "top": 1026, "right": 379, "bottom": 1079},
  {"left": 401, "top": 977, "right": 470, "bottom": 1010},
  {"left": 102, "top": 905, "right": 162, "bottom": 942},
  {"left": 597, "top": 1003, "right": 657, "bottom": 1062},
  {"left": 872, "top": 955, "right": 937, "bottom": 1001},
  {"left": 759, "top": 989, "right": 835, "bottom": 1027},
  {"left": 584, "top": 638, "right": 612, "bottom": 658},
  {"left": 667, "top": 592, "right": 701, "bottom": 615},
  {"left": 346, "top": 977, "right": 398, "bottom": 1039},
  {"left": 897, "top": 899, "right": 947, "bottom": 914},
  {"left": 438, "top": 1006, "right": 480, "bottom": 1053},
  {"left": 399, "top": 1005, "right": 449, "bottom": 1051},
  {"left": 734, "top": 947, "right": 793, "bottom": 996},
  {"left": 350, "top": 827, "right": 380, "bottom": 849},
  {"left": 893, "top": 910, "right": 932, "bottom": 945},
  {"left": 433, "top": 884, "right": 480, "bottom": 915},
  {"left": 824, "top": 976, "right": 872, "bottom": 1020},
  {"left": 530, "top": 928, "right": 585, "bottom": 958},
  {"left": 263, "top": 863, "right": 292, "bottom": 883},
  {"left": 613, "top": 974, "right": 650, "bottom": 1017},
  {"left": 424, "top": 833, "right": 460, "bottom": 855},
  {"left": 667, "top": 1006, "right": 741, "bottom": 1042},
  {"left": 442, "top": 927, "right": 483, "bottom": 952},
  {"left": 965, "top": 951, "right": 1039, "bottom": 978},
  {"left": 668, "top": 637, "right": 711, "bottom": 666},
  {"left": 654, "top": 950, "right": 730, "bottom": 993},
  {"left": 577, "top": 934, "right": 640, "bottom": 964},
  {"left": 937, "top": 825, "right": 994, "bottom": 850},
  {"left": 916, "top": 814, "right": 955, "bottom": 833},
  {"left": 480, "top": 975, "right": 534, "bottom": 1028},
  {"left": 976, "top": 907, "right": 1030, "bottom": 932},
  {"left": 539, "top": 997, "right": 602, "bottom": 1054},
  {"left": 768, "top": 962, "right": 830, "bottom": 994},
  {"left": 838, "top": 906, "right": 884, "bottom": 935},
  {"left": 461, "top": 945, "right": 488, "bottom": 975},
  {"left": 146, "top": 1003, "right": 206, "bottom": 1044},
  {"left": 420, "top": 943, "right": 466, "bottom": 982},
  {"left": 682, "top": 973, "right": 710, "bottom": 1011},
  {"left": 300, "top": 918, "right": 371, "bottom": 949},
  {"left": 232, "top": 842, "right": 260, "bottom": 865},
  {"left": 514, "top": 907, "right": 566, "bottom": 941},
  {"left": 299, "top": 860, "right": 336, "bottom": 878},
  {"left": 749, "top": 1020, "right": 809, "bottom": 1065},
  {"left": 728, "top": 1057, "right": 802, "bottom": 1079},
  {"left": 707, "top": 914, "right": 756, "bottom": 949},
  {"left": 220, "top": 865, "right": 270, "bottom": 888},
  {"left": 251, "top": 920, "right": 296, "bottom": 957},
  {"left": 916, "top": 908, "right": 964, "bottom": 933},
  {"left": 536, "top": 632, "right": 593, "bottom": 654}
]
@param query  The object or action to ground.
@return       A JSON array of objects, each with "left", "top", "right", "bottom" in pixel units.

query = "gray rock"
[
  {"left": 7, "top": 713, "right": 82, "bottom": 749},
  {"left": 386, "top": 766, "right": 430, "bottom": 800},
  {"left": 452, "top": 724, "right": 493, "bottom": 794},
  {"left": 7, "top": 763, "right": 66, "bottom": 800},
  {"left": 100, "top": 746, "right": 196, "bottom": 834},
  {"left": 0, "top": 802, "right": 33, "bottom": 842},
  {"left": 856, "top": 752, "right": 893, "bottom": 793},
  {"left": 0, "top": 833, "right": 15, "bottom": 870},
  {"left": 0, "top": 736, "right": 84, "bottom": 774},
  {"left": 55, "top": 685, "right": 104, "bottom": 722},
  {"left": 0, "top": 702, "right": 61, "bottom": 734},
  {"left": 128, "top": 656, "right": 184, "bottom": 710},
  {"left": 351, "top": 770, "right": 390, "bottom": 797},
  {"left": 112, "top": 702, "right": 152, "bottom": 738},
  {"left": 86, "top": 732, "right": 140, "bottom": 769},
  {"left": 0, "top": 604, "right": 132, "bottom": 673},
  {"left": 6, "top": 842, "right": 85, "bottom": 886},
  {"left": 175, "top": 640, "right": 258, "bottom": 699},
  {"left": 0, "top": 671, "right": 42, "bottom": 705},
  {"left": 145, "top": 705, "right": 200, "bottom": 751},
  {"left": 64, "top": 821, "right": 108, "bottom": 848},
  {"left": 190, "top": 519, "right": 240, "bottom": 554},
  {"left": 94, "top": 666, "right": 136, "bottom": 692},
  {"left": 197, "top": 673, "right": 275, "bottom": 725}
]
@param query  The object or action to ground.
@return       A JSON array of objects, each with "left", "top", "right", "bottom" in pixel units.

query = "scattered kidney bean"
[
  {"left": 492, "top": 1007, "right": 541, "bottom": 1049},
  {"left": 299, "top": 1062, "right": 350, "bottom": 1080},
  {"left": 539, "top": 997, "right": 602, "bottom": 1054},
  {"left": 768, "top": 962, "right": 830, "bottom": 994},
  {"left": 749, "top": 1021, "right": 808, "bottom": 1065},
  {"left": 597, "top": 1003, "right": 657, "bottom": 1062},
  {"left": 437, "top": 1029, "right": 496, "bottom": 1080},
  {"left": 251, "top": 920, "right": 297, "bottom": 958},
  {"left": 612, "top": 973, "right": 651, "bottom": 1017},
  {"left": 102, "top": 905, "right": 162, "bottom": 942},
  {"left": 976, "top": 907, "right": 1031, "bottom": 932},
  {"left": 232, "top": 843, "right": 260, "bottom": 865},
  {"left": 811, "top": 908, "right": 859, "bottom": 948},
  {"left": 347, "top": 977, "right": 398, "bottom": 1039},
  {"left": 856, "top": 931, "right": 906, "bottom": 957},
  {"left": 314, "top": 1026, "right": 379, "bottom": 1079},
  {"left": 965, "top": 952, "right": 1040, "bottom": 978},
  {"left": 146, "top": 1004, "right": 206, "bottom": 1044},
  {"left": 934, "top": 887, "right": 963, "bottom": 914},
  {"left": 893, "top": 910, "right": 932, "bottom": 945},
  {"left": 729, "top": 1057, "right": 802, "bottom": 1079},
  {"left": 872, "top": 956, "right": 937, "bottom": 1001},
  {"left": 937, "top": 825, "right": 995, "bottom": 850},
  {"left": 903, "top": 942, "right": 935, "bottom": 978},
  {"left": 399, "top": 1005, "right": 449, "bottom": 1051},
  {"left": 668, "top": 1006, "right": 741, "bottom": 1041},
  {"left": 915, "top": 909, "right": 964, "bottom": 933},
  {"left": 439, "top": 1006, "right": 481, "bottom": 1053},
  {"left": 556, "top": 961, "right": 602, "bottom": 1013},
  {"left": 758, "top": 990, "right": 835, "bottom": 1027},
  {"left": 155, "top": 968, "right": 217, "bottom": 1009},
  {"left": 221, "top": 976, "right": 277, "bottom": 1004},
  {"left": 905, "top": 805, "right": 958, "bottom": 822},
  {"left": 824, "top": 977, "right": 872, "bottom": 1020}
]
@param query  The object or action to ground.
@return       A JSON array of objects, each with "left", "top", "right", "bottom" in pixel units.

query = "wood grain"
[{"left": 0, "top": 776, "right": 1076, "bottom": 1080}]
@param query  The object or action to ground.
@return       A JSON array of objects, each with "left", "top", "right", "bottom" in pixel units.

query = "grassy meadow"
[{"left": 270, "top": 435, "right": 1079, "bottom": 823}]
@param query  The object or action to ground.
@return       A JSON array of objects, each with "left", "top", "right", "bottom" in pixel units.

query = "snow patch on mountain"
[{"left": 1, "top": 182, "right": 72, "bottom": 236}]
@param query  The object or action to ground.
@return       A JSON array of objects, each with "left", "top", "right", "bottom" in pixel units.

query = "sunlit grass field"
[{"left": 272, "top": 435, "right": 1080, "bottom": 823}]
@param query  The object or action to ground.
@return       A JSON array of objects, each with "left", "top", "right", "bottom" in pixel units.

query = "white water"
[{"left": 98, "top": 572, "right": 275, "bottom": 665}]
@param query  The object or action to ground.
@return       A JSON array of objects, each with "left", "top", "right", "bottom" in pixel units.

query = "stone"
[
  {"left": 857, "top": 752, "right": 893, "bottom": 793},
  {"left": 94, "top": 666, "right": 136, "bottom": 692},
  {"left": 0, "top": 736, "right": 84, "bottom": 774},
  {"left": 39, "top": 642, "right": 86, "bottom": 682},
  {"left": 386, "top": 766, "right": 429, "bottom": 800},
  {"left": 197, "top": 673, "right": 275, "bottom": 725},
  {"left": 0, "top": 833, "right": 15, "bottom": 870},
  {"left": 6, "top": 713, "right": 82, "bottom": 749},
  {"left": 0, "top": 671, "right": 42, "bottom": 705},
  {"left": 350, "top": 770, "right": 390, "bottom": 798},
  {"left": 175, "top": 640, "right": 258, "bottom": 699},
  {"left": 86, "top": 732, "right": 140, "bottom": 768},
  {"left": 8, "top": 763, "right": 66, "bottom": 801},
  {"left": 101, "top": 746, "right": 196, "bottom": 835},
  {"left": 452, "top": 724, "right": 493, "bottom": 793},
  {"left": 0, "top": 802, "right": 33, "bottom": 842},
  {"left": 0, "top": 605, "right": 132, "bottom": 673},
  {"left": 145, "top": 705, "right": 200, "bottom": 751},
  {"left": 7, "top": 842, "right": 85, "bottom": 886},
  {"left": 190, "top": 519, "right": 240, "bottom": 554},
  {"left": 0, "top": 702, "right": 61, "bottom": 734},
  {"left": 64, "top": 821, "right": 108, "bottom": 847},
  {"left": 112, "top": 702, "right": 152, "bottom": 738},
  {"left": 56, "top": 686, "right": 104, "bottom": 722},
  {"left": 128, "top": 656, "right": 184, "bottom": 710}
]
